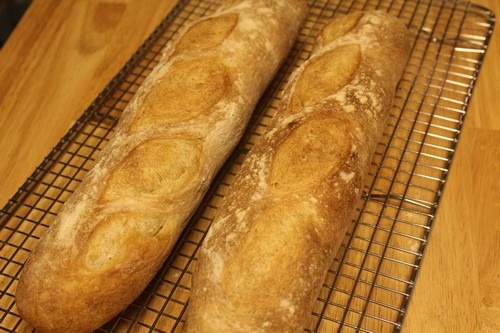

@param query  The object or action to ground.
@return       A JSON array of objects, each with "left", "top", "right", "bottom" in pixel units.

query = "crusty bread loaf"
[
  {"left": 15, "top": 1, "right": 308, "bottom": 332},
  {"left": 186, "top": 11, "right": 411, "bottom": 333}
]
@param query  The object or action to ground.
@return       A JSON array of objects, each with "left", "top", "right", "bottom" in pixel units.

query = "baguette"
[
  {"left": 186, "top": 11, "right": 411, "bottom": 333},
  {"left": 15, "top": 1, "right": 308, "bottom": 332}
]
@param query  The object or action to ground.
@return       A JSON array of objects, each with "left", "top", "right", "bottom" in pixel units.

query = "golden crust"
[
  {"left": 186, "top": 11, "right": 411, "bottom": 333},
  {"left": 15, "top": 1, "right": 308, "bottom": 332}
]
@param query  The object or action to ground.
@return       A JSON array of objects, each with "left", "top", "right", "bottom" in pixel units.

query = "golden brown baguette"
[
  {"left": 14, "top": 1, "right": 308, "bottom": 332},
  {"left": 186, "top": 11, "right": 411, "bottom": 333}
]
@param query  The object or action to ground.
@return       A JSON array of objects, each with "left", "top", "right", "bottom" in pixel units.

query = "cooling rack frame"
[{"left": 0, "top": 0, "right": 495, "bottom": 332}]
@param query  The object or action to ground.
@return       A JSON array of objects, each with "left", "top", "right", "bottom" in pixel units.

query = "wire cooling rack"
[{"left": 0, "top": 0, "right": 495, "bottom": 332}]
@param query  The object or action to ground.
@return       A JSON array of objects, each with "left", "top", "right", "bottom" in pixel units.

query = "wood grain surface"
[{"left": 0, "top": 0, "right": 498, "bottom": 332}]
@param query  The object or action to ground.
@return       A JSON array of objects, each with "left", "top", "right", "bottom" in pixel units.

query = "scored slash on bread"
[
  {"left": 186, "top": 10, "right": 411, "bottom": 333},
  {"left": 14, "top": 1, "right": 309, "bottom": 332}
]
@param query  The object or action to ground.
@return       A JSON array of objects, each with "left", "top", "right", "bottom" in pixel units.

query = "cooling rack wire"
[{"left": 0, "top": 0, "right": 495, "bottom": 332}]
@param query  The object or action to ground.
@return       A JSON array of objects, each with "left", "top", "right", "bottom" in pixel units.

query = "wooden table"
[{"left": 0, "top": 0, "right": 498, "bottom": 332}]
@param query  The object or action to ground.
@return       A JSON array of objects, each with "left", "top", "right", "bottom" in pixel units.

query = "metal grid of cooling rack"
[{"left": 0, "top": 0, "right": 495, "bottom": 332}]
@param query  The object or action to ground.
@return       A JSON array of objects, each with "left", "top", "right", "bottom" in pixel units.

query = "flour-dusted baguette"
[
  {"left": 15, "top": 1, "right": 308, "bottom": 332},
  {"left": 186, "top": 11, "right": 411, "bottom": 333}
]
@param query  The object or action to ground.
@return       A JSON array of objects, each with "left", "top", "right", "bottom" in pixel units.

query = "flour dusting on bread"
[
  {"left": 187, "top": 10, "right": 411, "bottom": 333},
  {"left": 15, "top": 1, "right": 308, "bottom": 332}
]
